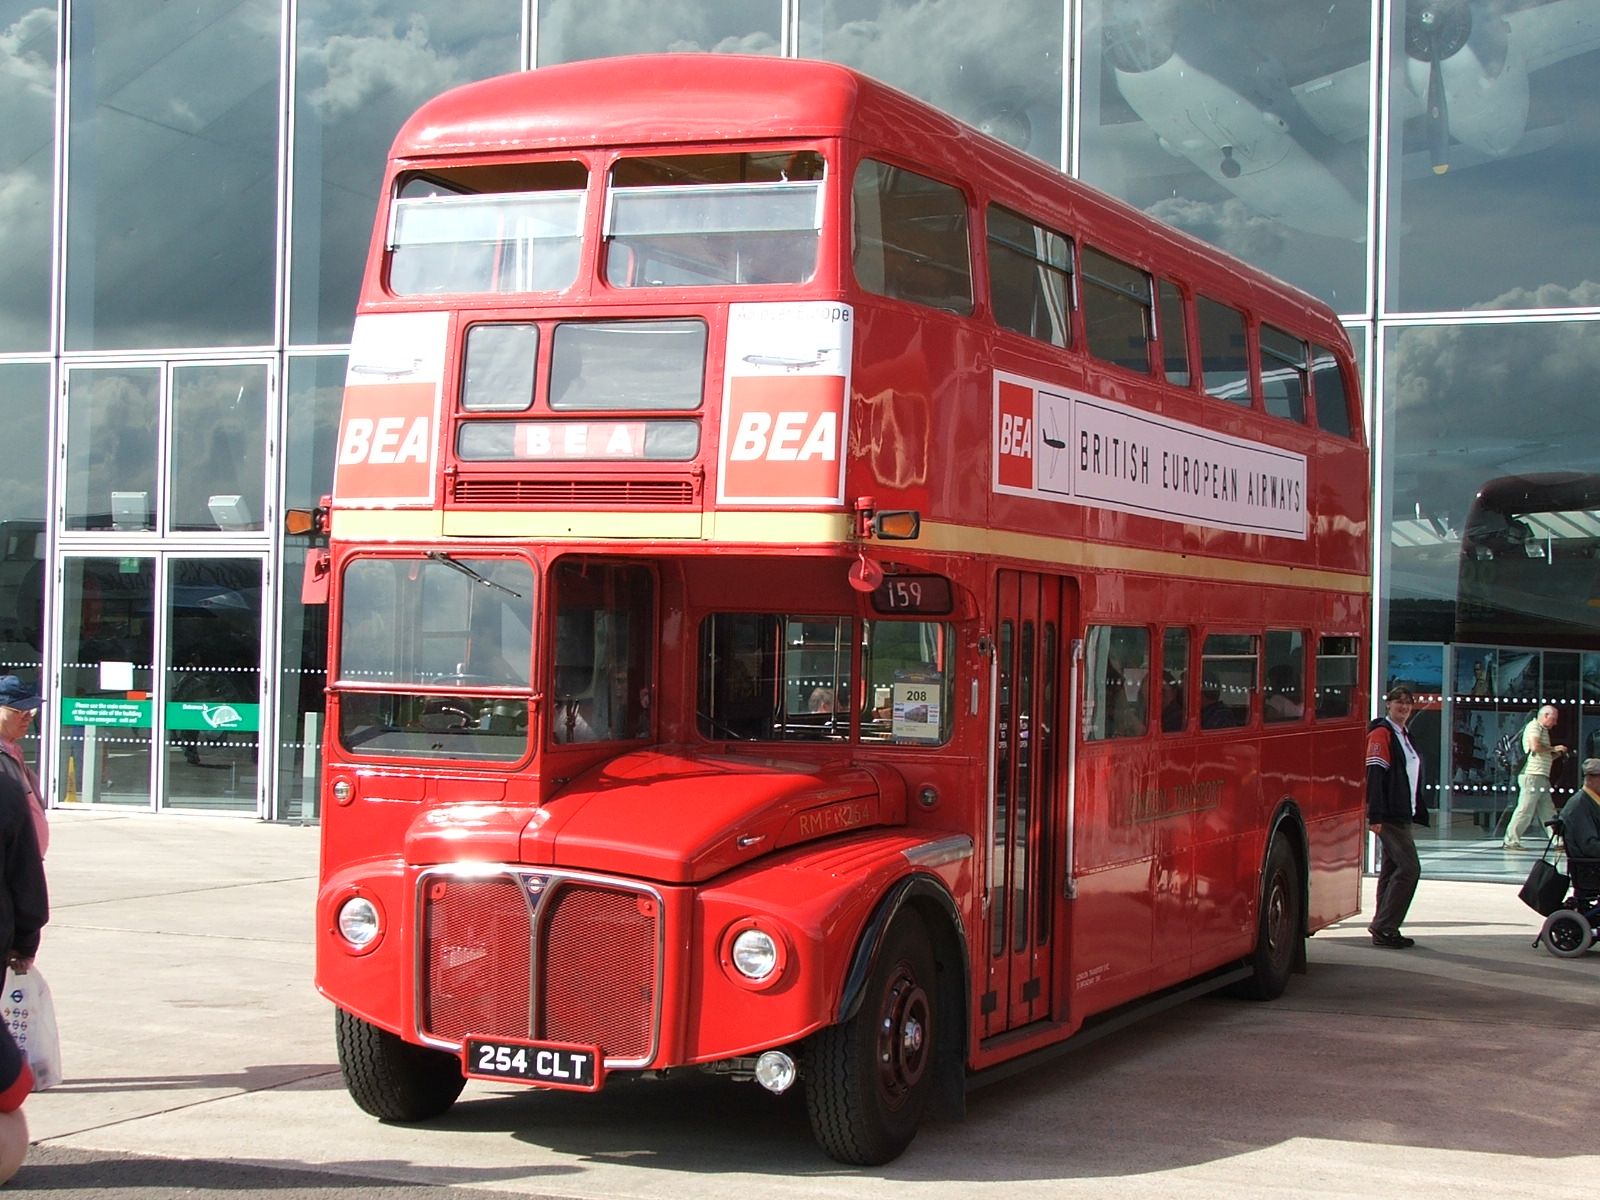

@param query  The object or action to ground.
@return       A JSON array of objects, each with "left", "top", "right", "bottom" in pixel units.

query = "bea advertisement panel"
[
  {"left": 333, "top": 311, "right": 450, "bottom": 508},
  {"left": 717, "top": 302, "right": 853, "bottom": 506},
  {"left": 993, "top": 371, "right": 1308, "bottom": 540}
]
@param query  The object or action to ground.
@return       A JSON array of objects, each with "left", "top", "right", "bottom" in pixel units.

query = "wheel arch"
[{"left": 834, "top": 872, "right": 970, "bottom": 1120}]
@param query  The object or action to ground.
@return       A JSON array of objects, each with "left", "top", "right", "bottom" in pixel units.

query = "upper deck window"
[
  {"left": 852, "top": 160, "right": 973, "bottom": 315},
  {"left": 1260, "top": 324, "right": 1308, "bottom": 424},
  {"left": 388, "top": 162, "right": 587, "bottom": 297},
  {"left": 1157, "top": 279, "right": 1191, "bottom": 387},
  {"left": 1080, "top": 246, "right": 1152, "bottom": 372},
  {"left": 1197, "top": 296, "right": 1250, "bottom": 404},
  {"left": 1310, "top": 344, "right": 1354, "bottom": 438},
  {"left": 605, "top": 151, "right": 824, "bottom": 288},
  {"left": 549, "top": 319, "right": 707, "bottom": 411},
  {"left": 986, "top": 204, "right": 1071, "bottom": 348}
]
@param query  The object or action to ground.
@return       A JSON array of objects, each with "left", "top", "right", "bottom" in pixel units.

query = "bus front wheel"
[
  {"left": 335, "top": 1007, "right": 466, "bottom": 1121},
  {"left": 806, "top": 916, "right": 936, "bottom": 1166},
  {"left": 1230, "top": 836, "right": 1302, "bottom": 1002}
]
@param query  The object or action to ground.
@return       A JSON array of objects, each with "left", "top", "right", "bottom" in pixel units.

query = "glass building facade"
[{"left": 2, "top": 1, "right": 1597, "bottom": 873}]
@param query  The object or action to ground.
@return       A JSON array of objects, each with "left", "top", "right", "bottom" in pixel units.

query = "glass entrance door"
[
  {"left": 57, "top": 556, "right": 156, "bottom": 807},
  {"left": 55, "top": 554, "right": 266, "bottom": 813},
  {"left": 163, "top": 558, "right": 262, "bottom": 812}
]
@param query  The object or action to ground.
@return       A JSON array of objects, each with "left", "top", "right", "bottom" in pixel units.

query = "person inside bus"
[
  {"left": 1264, "top": 665, "right": 1304, "bottom": 721},
  {"left": 808, "top": 686, "right": 836, "bottom": 714},
  {"left": 1159, "top": 672, "right": 1186, "bottom": 733},
  {"left": 1366, "top": 683, "right": 1428, "bottom": 949},
  {"left": 553, "top": 662, "right": 649, "bottom": 744},
  {"left": 1199, "top": 677, "right": 1242, "bottom": 728}
]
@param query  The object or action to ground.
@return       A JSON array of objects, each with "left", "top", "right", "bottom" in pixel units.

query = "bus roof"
[{"left": 392, "top": 54, "right": 1346, "bottom": 340}]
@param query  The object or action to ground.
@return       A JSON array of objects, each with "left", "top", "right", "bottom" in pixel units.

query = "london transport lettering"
[{"left": 993, "top": 370, "right": 1309, "bottom": 539}]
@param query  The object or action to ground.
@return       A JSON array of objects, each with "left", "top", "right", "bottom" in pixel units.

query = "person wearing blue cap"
[{"left": 0, "top": 677, "right": 46, "bottom": 859}]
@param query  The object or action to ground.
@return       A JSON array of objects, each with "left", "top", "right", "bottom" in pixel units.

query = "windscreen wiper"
[{"left": 425, "top": 551, "right": 523, "bottom": 598}]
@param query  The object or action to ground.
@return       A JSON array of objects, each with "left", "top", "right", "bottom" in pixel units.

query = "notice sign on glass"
[{"left": 62, "top": 697, "right": 152, "bottom": 728}]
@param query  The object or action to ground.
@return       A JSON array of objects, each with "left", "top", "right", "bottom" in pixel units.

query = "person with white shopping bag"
[{"left": 0, "top": 766, "right": 48, "bottom": 1183}]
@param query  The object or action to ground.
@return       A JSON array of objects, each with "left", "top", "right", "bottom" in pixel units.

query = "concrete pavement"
[{"left": 9, "top": 808, "right": 1599, "bottom": 1197}]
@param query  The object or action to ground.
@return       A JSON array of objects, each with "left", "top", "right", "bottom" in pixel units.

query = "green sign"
[
  {"left": 63, "top": 697, "right": 153, "bottom": 728},
  {"left": 166, "top": 701, "right": 260, "bottom": 733}
]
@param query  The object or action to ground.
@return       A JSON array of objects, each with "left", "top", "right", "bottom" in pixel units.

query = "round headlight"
[
  {"left": 337, "top": 896, "right": 380, "bottom": 949},
  {"left": 731, "top": 928, "right": 779, "bottom": 981}
]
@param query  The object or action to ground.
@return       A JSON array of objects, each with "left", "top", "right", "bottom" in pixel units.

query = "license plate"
[{"left": 462, "top": 1037, "right": 602, "bottom": 1092}]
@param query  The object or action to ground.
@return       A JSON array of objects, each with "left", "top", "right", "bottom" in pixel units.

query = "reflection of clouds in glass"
[
  {"left": 538, "top": 0, "right": 778, "bottom": 65},
  {"left": 308, "top": 18, "right": 468, "bottom": 118},
  {"left": 1387, "top": 305, "right": 1600, "bottom": 522},
  {"left": 803, "top": 0, "right": 1062, "bottom": 162},
  {"left": 1144, "top": 196, "right": 1288, "bottom": 263},
  {"left": 0, "top": 6, "right": 53, "bottom": 92}
]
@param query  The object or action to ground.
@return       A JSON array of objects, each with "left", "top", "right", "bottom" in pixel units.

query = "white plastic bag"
[{"left": 2, "top": 966, "right": 62, "bottom": 1090}]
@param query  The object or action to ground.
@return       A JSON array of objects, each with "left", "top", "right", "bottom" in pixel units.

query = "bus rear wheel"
[
  {"left": 805, "top": 917, "right": 936, "bottom": 1166},
  {"left": 1229, "top": 836, "right": 1302, "bottom": 1001},
  {"left": 335, "top": 1007, "right": 466, "bottom": 1121}
]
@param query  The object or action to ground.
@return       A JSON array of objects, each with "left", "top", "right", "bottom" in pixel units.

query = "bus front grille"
[{"left": 419, "top": 871, "right": 661, "bottom": 1065}]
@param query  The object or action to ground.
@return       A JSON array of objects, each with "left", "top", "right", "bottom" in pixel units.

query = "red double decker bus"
[{"left": 312, "top": 54, "right": 1370, "bottom": 1165}]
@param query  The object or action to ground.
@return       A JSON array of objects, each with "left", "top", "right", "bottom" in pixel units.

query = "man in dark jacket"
[
  {"left": 1365, "top": 683, "right": 1428, "bottom": 948},
  {"left": 0, "top": 769, "right": 47, "bottom": 1181}
]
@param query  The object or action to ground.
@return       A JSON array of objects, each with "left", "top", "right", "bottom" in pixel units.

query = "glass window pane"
[
  {"left": 461, "top": 324, "right": 539, "bottom": 412},
  {"left": 852, "top": 160, "right": 973, "bottom": 315},
  {"left": 169, "top": 364, "right": 269, "bottom": 532},
  {"left": 1157, "top": 280, "right": 1190, "bottom": 387},
  {"left": 0, "top": 1, "right": 56, "bottom": 352},
  {"left": 800, "top": 0, "right": 1064, "bottom": 166},
  {"left": 57, "top": 556, "right": 156, "bottom": 807},
  {"left": 1197, "top": 296, "right": 1249, "bottom": 403},
  {"left": 1083, "top": 625, "right": 1149, "bottom": 740},
  {"left": 861, "top": 620, "right": 953, "bottom": 745},
  {"left": 1264, "top": 629, "right": 1306, "bottom": 723},
  {"left": 1081, "top": 246, "right": 1151, "bottom": 371},
  {"left": 292, "top": 2, "right": 521, "bottom": 345},
  {"left": 548, "top": 561, "right": 653, "bottom": 744},
  {"left": 537, "top": 0, "right": 781, "bottom": 64},
  {"left": 1315, "top": 635, "right": 1358, "bottom": 719},
  {"left": 987, "top": 204, "right": 1071, "bottom": 348},
  {"left": 1260, "top": 324, "right": 1307, "bottom": 423},
  {"left": 1311, "top": 344, "right": 1354, "bottom": 438},
  {"left": 1078, "top": 0, "right": 1372, "bottom": 311},
  {"left": 1200, "top": 633, "right": 1257, "bottom": 728},
  {"left": 277, "top": 356, "right": 344, "bottom": 819},
  {"left": 1383, "top": 322, "right": 1600, "bottom": 650},
  {"left": 1384, "top": 3, "right": 1600, "bottom": 312},
  {"left": 550, "top": 320, "right": 707, "bottom": 411},
  {"left": 166, "top": 558, "right": 261, "bottom": 812},
  {"left": 64, "top": 368, "right": 159, "bottom": 532},
  {"left": 66, "top": 0, "right": 279, "bottom": 350},
  {"left": 1161, "top": 626, "right": 1189, "bottom": 732},
  {"left": 0, "top": 364, "right": 49, "bottom": 681}
]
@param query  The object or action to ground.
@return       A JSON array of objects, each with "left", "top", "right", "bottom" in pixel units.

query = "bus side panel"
[{"left": 1068, "top": 746, "right": 1157, "bottom": 1009}]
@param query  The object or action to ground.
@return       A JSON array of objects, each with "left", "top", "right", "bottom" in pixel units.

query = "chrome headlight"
[
  {"left": 730, "top": 927, "right": 779, "bottom": 981},
  {"left": 337, "top": 896, "right": 381, "bottom": 949}
]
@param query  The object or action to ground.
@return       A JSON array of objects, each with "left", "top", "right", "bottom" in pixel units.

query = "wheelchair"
[{"left": 1532, "top": 817, "right": 1600, "bottom": 959}]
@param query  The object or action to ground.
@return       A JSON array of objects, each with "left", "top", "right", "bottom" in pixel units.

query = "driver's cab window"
[
  {"left": 549, "top": 561, "right": 654, "bottom": 744},
  {"left": 861, "top": 620, "right": 953, "bottom": 744},
  {"left": 697, "top": 614, "right": 852, "bottom": 742}
]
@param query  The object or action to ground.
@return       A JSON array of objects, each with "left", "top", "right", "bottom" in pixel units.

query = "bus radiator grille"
[
  {"left": 538, "top": 884, "right": 658, "bottom": 1060},
  {"left": 421, "top": 876, "right": 533, "bottom": 1043},
  {"left": 451, "top": 477, "right": 698, "bottom": 507}
]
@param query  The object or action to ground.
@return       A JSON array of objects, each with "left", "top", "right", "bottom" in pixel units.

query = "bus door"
[{"left": 983, "top": 570, "right": 1070, "bottom": 1038}]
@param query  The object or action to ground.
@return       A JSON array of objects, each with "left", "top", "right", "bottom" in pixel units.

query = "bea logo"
[
  {"left": 996, "top": 380, "right": 1035, "bottom": 491},
  {"left": 332, "top": 382, "right": 437, "bottom": 505},
  {"left": 720, "top": 375, "right": 846, "bottom": 503}
]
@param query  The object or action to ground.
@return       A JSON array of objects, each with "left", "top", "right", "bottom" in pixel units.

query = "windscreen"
[{"left": 337, "top": 554, "right": 534, "bottom": 761}]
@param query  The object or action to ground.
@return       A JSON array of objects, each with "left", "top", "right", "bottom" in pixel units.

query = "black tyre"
[
  {"left": 335, "top": 1007, "right": 466, "bottom": 1121},
  {"left": 1542, "top": 910, "right": 1593, "bottom": 959},
  {"left": 806, "top": 917, "right": 936, "bottom": 1166},
  {"left": 1229, "top": 836, "right": 1302, "bottom": 1001}
]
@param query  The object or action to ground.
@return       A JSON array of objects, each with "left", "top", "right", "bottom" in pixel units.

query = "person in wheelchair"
[{"left": 1556, "top": 757, "right": 1600, "bottom": 913}]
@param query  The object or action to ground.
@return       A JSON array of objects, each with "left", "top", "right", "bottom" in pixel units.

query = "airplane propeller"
[{"left": 1405, "top": 0, "right": 1473, "bottom": 175}]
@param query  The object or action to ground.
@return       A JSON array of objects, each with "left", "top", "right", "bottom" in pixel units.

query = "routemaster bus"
[{"left": 310, "top": 53, "right": 1370, "bottom": 1166}]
